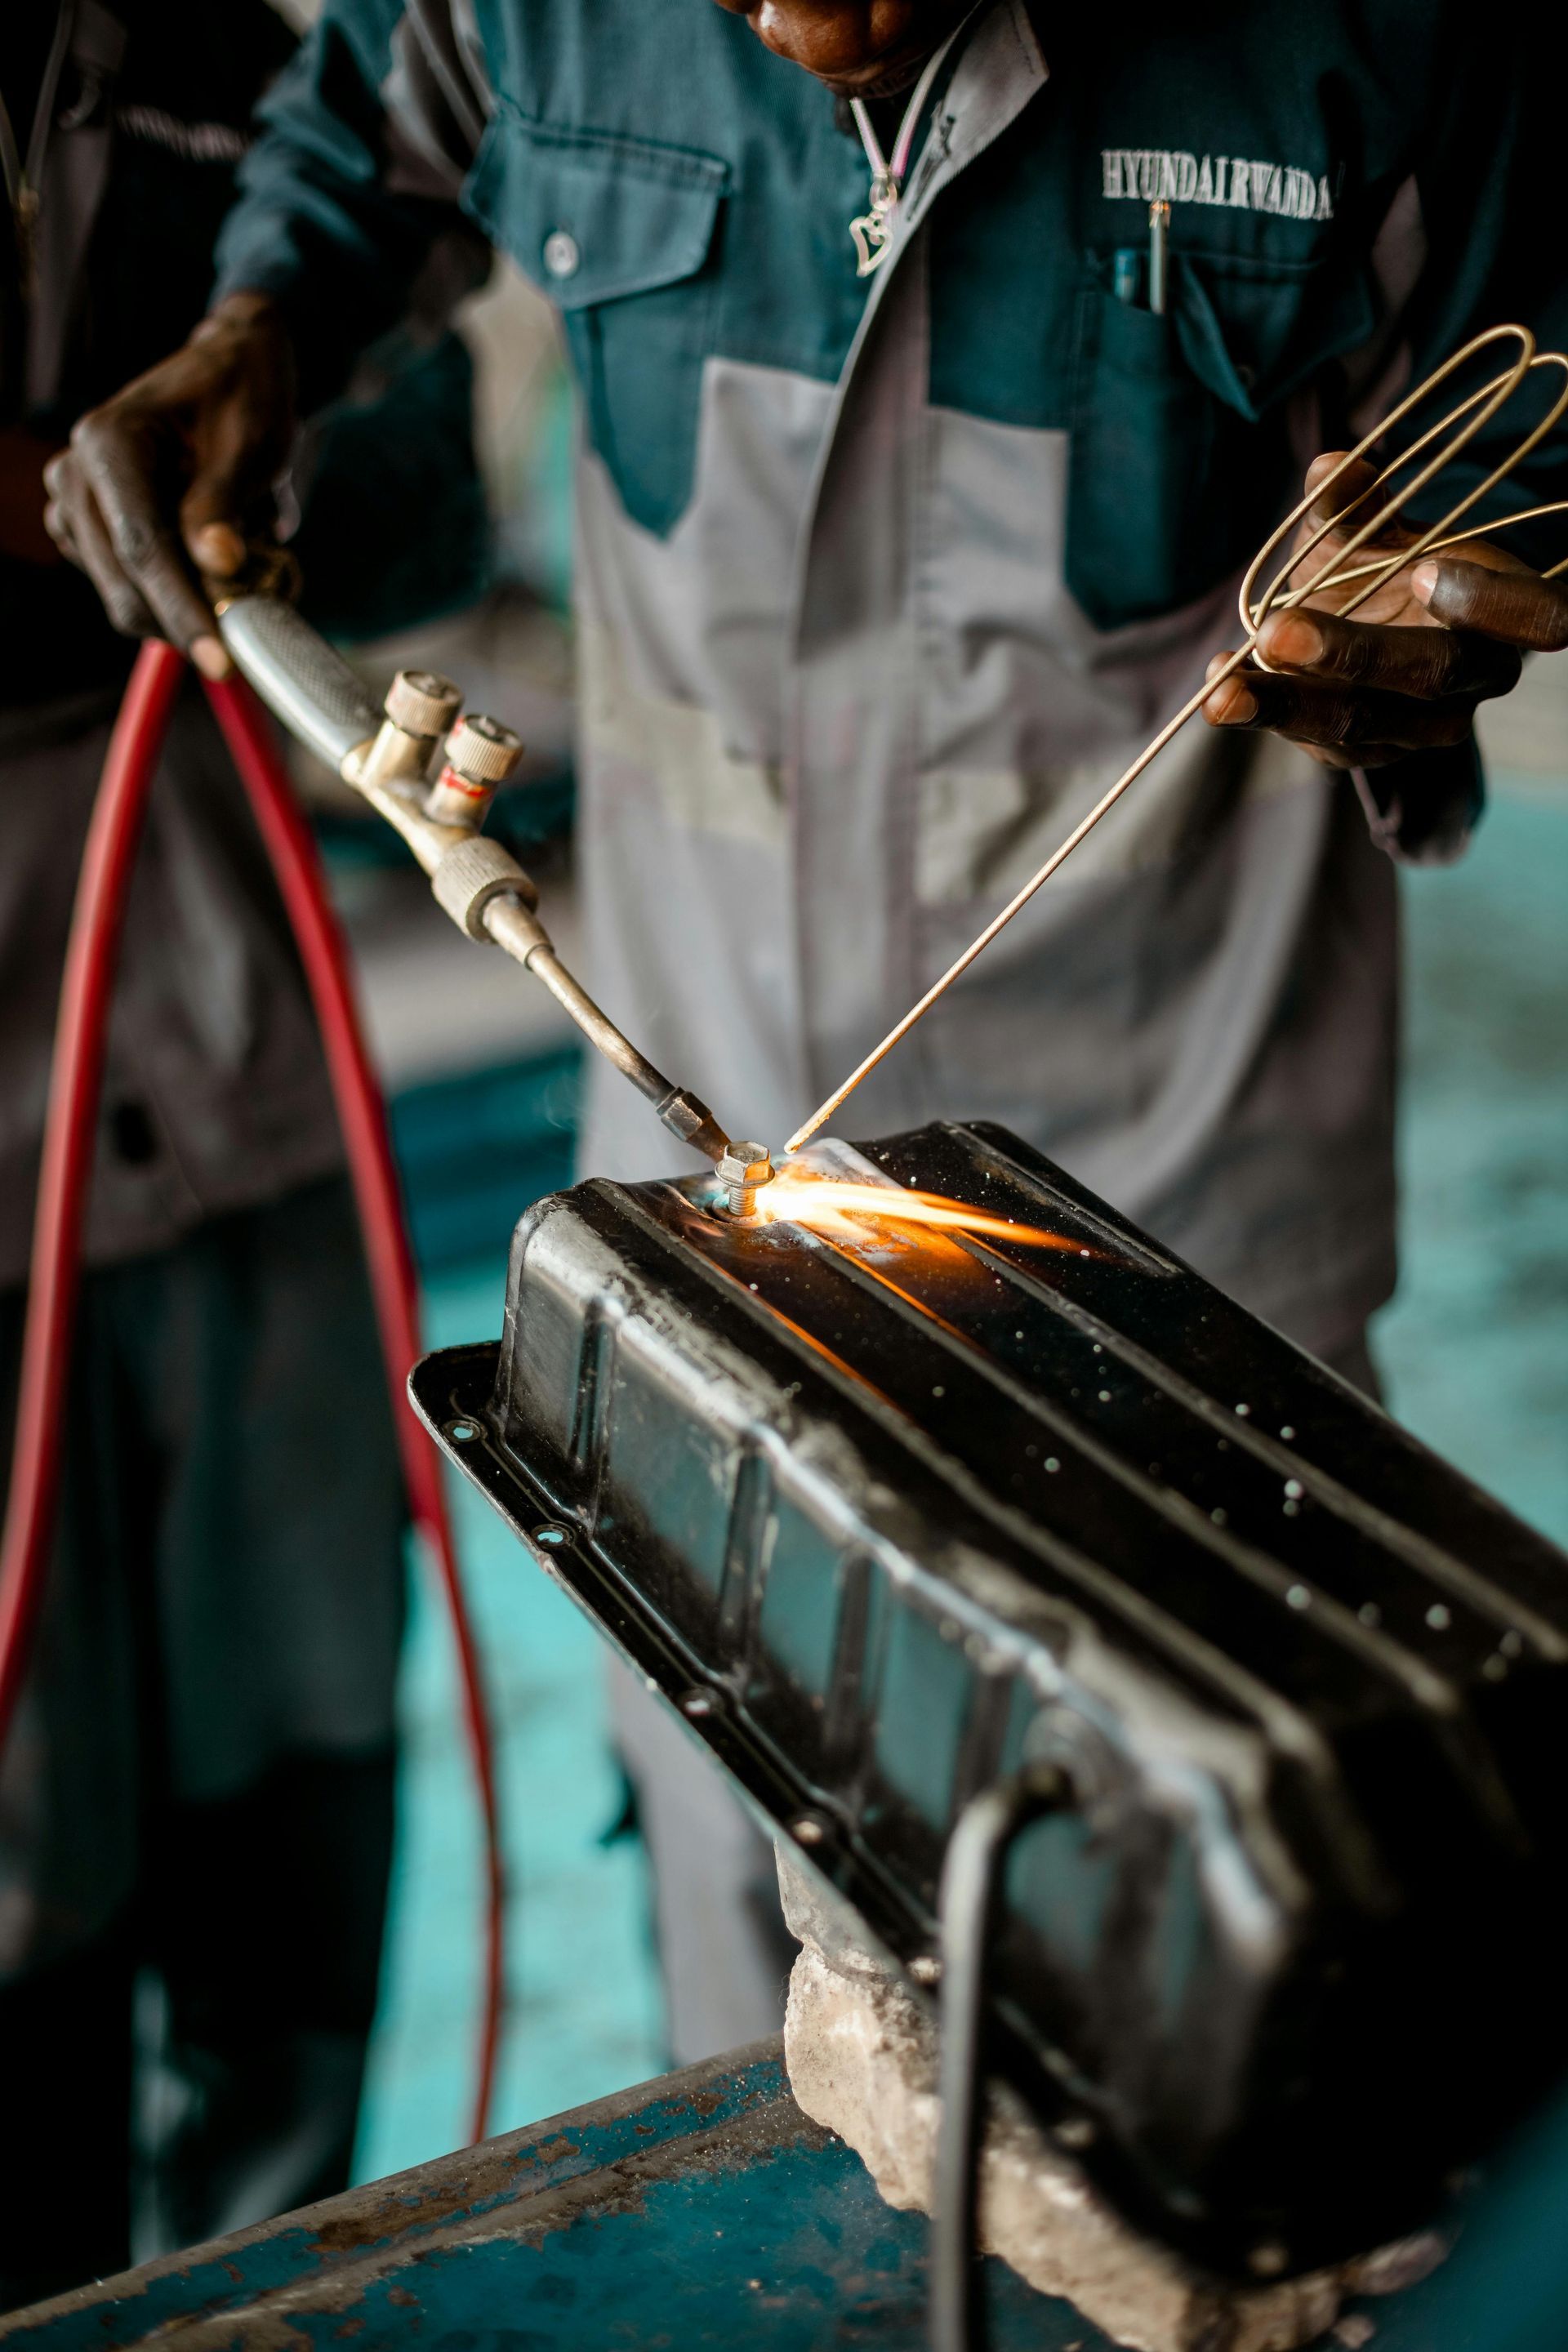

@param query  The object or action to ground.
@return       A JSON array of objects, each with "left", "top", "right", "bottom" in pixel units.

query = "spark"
[{"left": 748, "top": 1167, "right": 1083, "bottom": 1252}]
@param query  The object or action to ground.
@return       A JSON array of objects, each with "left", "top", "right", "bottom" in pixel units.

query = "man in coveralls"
[
  {"left": 2, "top": 0, "right": 483, "bottom": 2306},
  {"left": 47, "top": 0, "right": 1568, "bottom": 2072}
]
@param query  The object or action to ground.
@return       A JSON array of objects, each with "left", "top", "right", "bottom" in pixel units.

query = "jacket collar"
[{"left": 898, "top": 0, "right": 1048, "bottom": 246}]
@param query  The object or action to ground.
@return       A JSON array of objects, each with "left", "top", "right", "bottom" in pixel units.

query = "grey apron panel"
[
  {"left": 573, "top": 652, "right": 802, "bottom": 1185},
  {"left": 907, "top": 770, "right": 1398, "bottom": 1352},
  {"left": 788, "top": 234, "right": 933, "bottom": 1132},
  {"left": 573, "top": 354, "right": 838, "bottom": 755},
  {"left": 572, "top": 354, "right": 842, "bottom": 1182},
  {"left": 781, "top": 3, "right": 1049, "bottom": 1120},
  {"left": 909, "top": 408, "right": 1245, "bottom": 826}
]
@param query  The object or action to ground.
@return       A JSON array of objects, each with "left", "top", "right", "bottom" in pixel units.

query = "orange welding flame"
[{"left": 751, "top": 1167, "right": 1085, "bottom": 1253}]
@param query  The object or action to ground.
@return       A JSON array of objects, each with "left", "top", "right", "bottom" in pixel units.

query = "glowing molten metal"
[{"left": 747, "top": 1166, "right": 1085, "bottom": 1252}]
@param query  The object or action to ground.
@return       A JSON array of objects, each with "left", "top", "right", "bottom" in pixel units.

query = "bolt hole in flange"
[
  {"left": 534, "top": 1525, "right": 569, "bottom": 1548},
  {"left": 448, "top": 1419, "right": 479, "bottom": 1443}
]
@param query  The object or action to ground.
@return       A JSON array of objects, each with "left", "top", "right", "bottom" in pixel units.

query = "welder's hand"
[
  {"left": 1200, "top": 451, "right": 1568, "bottom": 767},
  {"left": 42, "top": 293, "right": 296, "bottom": 680}
]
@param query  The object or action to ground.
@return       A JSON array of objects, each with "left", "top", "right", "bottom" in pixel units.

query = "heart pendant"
[{"left": 850, "top": 208, "right": 893, "bottom": 277}]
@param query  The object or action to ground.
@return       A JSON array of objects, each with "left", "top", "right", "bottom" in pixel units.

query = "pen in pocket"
[
  {"left": 1112, "top": 202, "right": 1170, "bottom": 312},
  {"left": 1147, "top": 199, "right": 1170, "bottom": 315},
  {"left": 1112, "top": 247, "right": 1143, "bottom": 305}
]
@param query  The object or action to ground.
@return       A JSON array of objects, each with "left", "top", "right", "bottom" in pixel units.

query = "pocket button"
[{"left": 543, "top": 229, "right": 581, "bottom": 280}]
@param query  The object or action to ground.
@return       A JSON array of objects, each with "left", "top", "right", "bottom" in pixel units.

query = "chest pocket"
[
  {"left": 1065, "top": 252, "right": 1374, "bottom": 632},
  {"left": 464, "top": 104, "right": 729, "bottom": 537}
]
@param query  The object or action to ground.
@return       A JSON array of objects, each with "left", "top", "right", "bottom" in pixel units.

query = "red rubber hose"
[
  {"left": 0, "top": 641, "right": 505, "bottom": 2147},
  {"left": 0, "top": 641, "right": 184, "bottom": 1743},
  {"left": 204, "top": 670, "right": 504, "bottom": 2145}
]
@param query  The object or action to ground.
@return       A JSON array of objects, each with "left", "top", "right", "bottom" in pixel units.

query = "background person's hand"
[
  {"left": 1201, "top": 451, "right": 1568, "bottom": 767},
  {"left": 43, "top": 292, "right": 296, "bottom": 679}
]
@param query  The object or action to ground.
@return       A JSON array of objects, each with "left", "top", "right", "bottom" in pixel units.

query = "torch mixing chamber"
[{"left": 412, "top": 1121, "right": 1568, "bottom": 2278}]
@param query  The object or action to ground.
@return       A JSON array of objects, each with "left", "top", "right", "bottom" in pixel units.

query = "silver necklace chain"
[{"left": 845, "top": 10, "right": 979, "bottom": 278}]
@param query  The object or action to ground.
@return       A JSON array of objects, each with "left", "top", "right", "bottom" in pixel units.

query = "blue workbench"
[{"left": 4, "top": 2038, "right": 1566, "bottom": 2349}]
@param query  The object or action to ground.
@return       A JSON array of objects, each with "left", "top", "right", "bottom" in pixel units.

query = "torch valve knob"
[{"left": 385, "top": 669, "right": 461, "bottom": 738}]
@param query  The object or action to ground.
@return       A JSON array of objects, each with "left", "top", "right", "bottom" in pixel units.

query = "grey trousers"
[
  {"left": 612, "top": 1325, "right": 1383, "bottom": 2066},
  {"left": 0, "top": 1177, "right": 405, "bottom": 2310}
]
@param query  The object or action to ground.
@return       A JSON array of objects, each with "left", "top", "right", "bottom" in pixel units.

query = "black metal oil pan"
[{"left": 411, "top": 1122, "right": 1568, "bottom": 2277}]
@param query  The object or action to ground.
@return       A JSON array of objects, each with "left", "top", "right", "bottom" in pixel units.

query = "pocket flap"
[
  {"left": 1172, "top": 252, "right": 1375, "bottom": 421},
  {"left": 465, "top": 104, "right": 728, "bottom": 310}
]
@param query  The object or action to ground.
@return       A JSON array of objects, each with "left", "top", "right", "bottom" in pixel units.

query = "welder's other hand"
[
  {"left": 1200, "top": 452, "right": 1568, "bottom": 767},
  {"left": 42, "top": 293, "right": 296, "bottom": 680}
]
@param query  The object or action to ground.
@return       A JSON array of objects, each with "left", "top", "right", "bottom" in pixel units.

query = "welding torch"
[{"left": 212, "top": 586, "right": 761, "bottom": 1183}]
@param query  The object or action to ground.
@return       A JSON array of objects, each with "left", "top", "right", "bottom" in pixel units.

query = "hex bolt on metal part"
[
  {"left": 715, "top": 1140, "right": 775, "bottom": 1219},
  {"left": 426, "top": 711, "right": 525, "bottom": 828}
]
